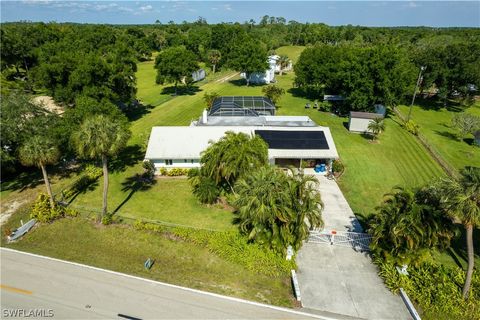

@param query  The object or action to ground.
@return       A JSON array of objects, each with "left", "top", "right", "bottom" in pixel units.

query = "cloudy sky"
[{"left": 1, "top": 1, "right": 479, "bottom": 27}]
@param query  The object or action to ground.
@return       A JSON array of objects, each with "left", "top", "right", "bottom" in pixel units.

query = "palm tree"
[
  {"left": 234, "top": 167, "right": 323, "bottom": 253},
  {"left": 442, "top": 167, "right": 480, "bottom": 298},
  {"left": 72, "top": 115, "right": 130, "bottom": 222},
  {"left": 369, "top": 187, "right": 455, "bottom": 265},
  {"left": 208, "top": 49, "right": 221, "bottom": 74},
  {"left": 367, "top": 117, "right": 386, "bottom": 141},
  {"left": 19, "top": 136, "right": 60, "bottom": 208},
  {"left": 201, "top": 132, "right": 268, "bottom": 193},
  {"left": 277, "top": 55, "right": 290, "bottom": 75}
]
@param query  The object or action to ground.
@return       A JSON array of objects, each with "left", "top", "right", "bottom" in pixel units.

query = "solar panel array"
[
  {"left": 209, "top": 96, "right": 275, "bottom": 117},
  {"left": 255, "top": 130, "right": 329, "bottom": 150}
]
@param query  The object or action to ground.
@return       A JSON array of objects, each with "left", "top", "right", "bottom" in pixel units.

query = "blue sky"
[{"left": 1, "top": 1, "right": 479, "bottom": 27}]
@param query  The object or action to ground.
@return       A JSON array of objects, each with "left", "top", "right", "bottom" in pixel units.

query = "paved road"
[
  {"left": 0, "top": 248, "right": 332, "bottom": 320},
  {"left": 296, "top": 174, "right": 411, "bottom": 320}
]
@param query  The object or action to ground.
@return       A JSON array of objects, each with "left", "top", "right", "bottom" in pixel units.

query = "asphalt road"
[{"left": 0, "top": 248, "right": 330, "bottom": 320}]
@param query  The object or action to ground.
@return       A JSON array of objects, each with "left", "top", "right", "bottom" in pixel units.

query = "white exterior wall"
[
  {"left": 349, "top": 118, "right": 374, "bottom": 133},
  {"left": 152, "top": 159, "right": 200, "bottom": 172}
]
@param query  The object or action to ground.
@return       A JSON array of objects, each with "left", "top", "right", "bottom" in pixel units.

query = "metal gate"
[{"left": 308, "top": 230, "right": 372, "bottom": 252}]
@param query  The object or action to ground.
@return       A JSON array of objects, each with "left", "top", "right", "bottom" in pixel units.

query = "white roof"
[{"left": 145, "top": 126, "right": 339, "bottom": 160}]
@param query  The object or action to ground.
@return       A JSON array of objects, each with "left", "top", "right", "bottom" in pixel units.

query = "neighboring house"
[
  {"left": 348, "top": 112, "right": 384, "bottom": 133},
  {"left": 475, "top": 130, "right": 480, "bottom": 146},
  {"left": 192, "top": 69, "right": 206, "bottom": 82},
  {"left": 323, "top": 95, "right": 345, "bottom": 102},
  {"left": 240, "top": 55, "right": 278, "bottom": 84}
]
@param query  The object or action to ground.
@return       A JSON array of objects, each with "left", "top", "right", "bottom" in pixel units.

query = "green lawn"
[
  {"left": 275, "top": 46, "right": 305, "bottom": 64},
  {"left": 397, "top": 103, "right": 480, "bottom": 171},
  {"left": 70, "top": 56, "right": 445, "bottom": 225},
  {"left": 4, "top": 218, "right": 294, "bottom": 307}
]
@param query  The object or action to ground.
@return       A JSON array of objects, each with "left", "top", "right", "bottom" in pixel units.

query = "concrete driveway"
[{"left": 297, "top": 173, "right": 411, "bottom": 320}]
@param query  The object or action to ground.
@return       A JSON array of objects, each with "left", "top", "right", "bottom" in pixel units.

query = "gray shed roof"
[{"left": 349, "top": 112, "right": 384, "bottom": 120}]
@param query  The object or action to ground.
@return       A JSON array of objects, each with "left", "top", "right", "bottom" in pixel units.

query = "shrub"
[
  {"left": 375, "top": 258, "right": 480, "bottom": 320},
  {"left": 30, "top": 193, "right": 78, "bottom": 223},
  {"left": 332, "top": 159, "right": 344, "bottom": 174},
  {"left": 192, "top": 176, "right": 220, "bottom": 204},
  {"left": 167, "top": 168, "right": 189, "bottom": 176},
  {"left": 318, "top": 101, "right": 331, "bottom": 112},
  {"left": 404, "top": 120, "right": 420, "bottom": 135},
  {"left": 142, "top": 160, "right": 156, "bottom": 181},
  {"left": 159, "top": 167, "right": 168, "bottom": 176}
]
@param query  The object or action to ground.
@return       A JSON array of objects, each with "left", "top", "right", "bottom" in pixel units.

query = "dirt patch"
[
  {"left": 32, "top": 96, "right": 64, "bottom": 115},
  {"left": 0, "top": 200, "right": 27, "bottom": 226}
]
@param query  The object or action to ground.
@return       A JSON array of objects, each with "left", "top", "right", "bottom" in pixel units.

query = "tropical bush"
[
  {"left": 376, "top": 258, "right": 480, "bottom": 320},
  {"left": 158, "top": 167, "right": 191, "bottom": 176},
  {"left": 201, "top": 131, "right": 269, "bottom": 193},
  {"left": 368, "top": 187, "right": 455, "bottom": 265},
  {"left": 234, "top": 167, "right": 323, "bottom": 254},
  {"left": 404, "top": 120, "right": 420, "bottom": 135},
  {"left": 30, "top": 193, "right": 78, "bottom": 223},
  {"left": 332, "top": 159, "right": 345, "bottom": 174},
  {"left": 134, "top": 220, "right": 295, "bottom": 277}
]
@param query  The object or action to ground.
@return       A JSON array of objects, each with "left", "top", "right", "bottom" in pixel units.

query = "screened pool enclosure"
[{"left": 208, "top": 96, "right": 276, "bottom": 117}]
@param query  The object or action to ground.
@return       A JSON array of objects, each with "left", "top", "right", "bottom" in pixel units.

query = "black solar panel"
[{"left": 255, "top": 130, "right": 329, "bottom": 150}]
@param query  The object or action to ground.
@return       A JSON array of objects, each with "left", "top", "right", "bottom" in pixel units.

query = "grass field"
[
  {"left": 397, "top": 102, "right": 480, "bottom": 171},
  {"left": 4, "top": 218, "right": 294, "bottom": 307},
  {"left": 2, "top": 46, "right": 446, "bottom": 226},
  {"left": 68, "top": 53, "right": 445, "bottom": 225},
  {"left": 275, "top": 46, "right": 305, "bottom": 64}
]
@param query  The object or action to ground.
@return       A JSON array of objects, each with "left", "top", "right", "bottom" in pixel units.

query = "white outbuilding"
[{"left": 348, "top": 112, "right": 384, "bottom": 133}]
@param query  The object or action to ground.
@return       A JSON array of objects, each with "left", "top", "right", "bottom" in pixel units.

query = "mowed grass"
[
  {"left": 4, "top": 218, "right": 294, "bottom": 307},
  {"left": 275, "top": 46, "right": 305, "bottom": 64},
  {"left": 72, "top": 49, "right": 444, "bottom": 224},
  {"left": 397, "top": 103, "right": 480, "bottom": 171}
]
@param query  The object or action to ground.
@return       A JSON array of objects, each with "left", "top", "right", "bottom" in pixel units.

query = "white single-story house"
[
  {"left": 240, "top": 55, "right": 277, "bottom": 84},
  {"left": 145, "top": 125, "right": 339, "bottom": 172},
  {"left": 348, "top": 112, "right": 384, "bottom": 133}
]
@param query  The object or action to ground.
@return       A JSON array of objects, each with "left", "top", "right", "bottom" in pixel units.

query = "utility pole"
[{"left": 407, "top": 66, "right": 426, "bottom": 122}]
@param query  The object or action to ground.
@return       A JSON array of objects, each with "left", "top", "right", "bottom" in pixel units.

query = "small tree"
[
  {"left": 19, "top": 136, "right": 60, "bottom": 208},
  {"left": 203, "top": 91, "right": 219, "bottom": 110},
  {"left": 72, "top": 115, "right": 131, "bottom": 222},
  {"left": 262, "top": 85, "right": 285, "bottom": 105},
  {"left": 452, "top": 113, "right": 480, "bottom": 141},
  {"left": 155, "top": 46, "right": 199, "bottom": 95},
  {"left": 277, "top": 55, "right": 290, "bottom": 75},
  {"left": 368, "top": 117, "right": 386, "bottom": 141},
  {"left": 228, "top": 39, "right": 268, "bottom": 86},
  {"left": 207, "top": 49, "right": 221, "bottom": 73}
]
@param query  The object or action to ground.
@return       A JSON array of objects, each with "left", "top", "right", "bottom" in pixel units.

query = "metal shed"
[{"left": 348, "top": 112, "right": 384, "bottom": 133}]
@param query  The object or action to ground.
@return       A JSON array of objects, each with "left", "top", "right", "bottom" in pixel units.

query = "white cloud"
[
  {"left": 407, "top": 1, "right": 419, "bottom": 8},
  {"left": 223, "top": 4, "right": 232, "bottom": 11},
  {"left": 139, "top": 4, "right": 153, "bottom": 12}
]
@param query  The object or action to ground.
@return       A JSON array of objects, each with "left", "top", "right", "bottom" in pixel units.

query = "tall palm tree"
[
  {"left": 442, "top": 167, "right": 480, "bottom": 298},
  {"left": 208, "top": 49, "right": 221, "bottom": 74},
  {"left": 19, "top": 136, "right": 60, "bottom": 208},
  {"left": 72, "top": 115, "right": 130, "bottom": 222},
  {"left": 277, "top": 55, "right": 290, "bottom": 75},
  {"left": 367, "top": 117, "right": 386, "bottom": 141}
]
